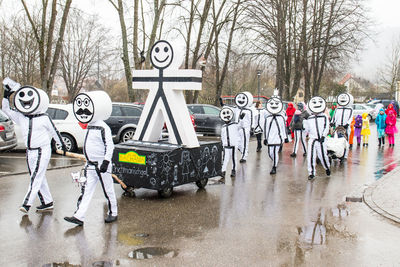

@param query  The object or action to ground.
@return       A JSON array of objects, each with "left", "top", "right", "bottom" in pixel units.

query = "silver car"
[{"left": 0, "top": 109, "right": 17, "bottom": 151}]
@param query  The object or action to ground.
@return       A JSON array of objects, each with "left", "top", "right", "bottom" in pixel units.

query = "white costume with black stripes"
[
  {"left": 221, "top": 122, "right": 239, "bottom": 173},
  {"left": 2, "top": 98, "right": 63, "bottom": 208},
  {"left": 304, "top": 114, "right": 331, "bottom": 176},
  {"left": 236, "top": 107, "right": 253, "bottom": 160},
  {"left": 73, "top": 120, "right": 117, "bottom": 221},
  {"left": 264, "top": 114, "right": 287, "bottom": 167}
]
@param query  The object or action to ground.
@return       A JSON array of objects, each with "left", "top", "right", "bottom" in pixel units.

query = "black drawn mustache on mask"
[{"left": 76, "top": 108, "right": 93, "bottom": 116}]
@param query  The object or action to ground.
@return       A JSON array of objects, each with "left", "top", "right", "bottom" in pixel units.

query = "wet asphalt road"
[{"left": 1, "top": 124, "right": 400, "bottom": 266}]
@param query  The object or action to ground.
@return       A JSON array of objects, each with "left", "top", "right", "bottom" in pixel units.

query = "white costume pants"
[
  {"left": 293, "top": 130, "right": 307, "bottom": 154},
  {"left": 307, "top": 139, "right": 330, "bottom": 176},
  {"left": 238, "top": 127, "right": 250, "bottom": 160},
  {"left": 222, "top": 147, "right": 236, "bottom": 172},
  {"left": 74, "top": 165, "right": 117, "bottom": 221},
  {"left": 23, "top": 145, "right": 53, "bottom": 206},
  {"left": 268, "top": 145, "right": 280, "bottom": 167}
]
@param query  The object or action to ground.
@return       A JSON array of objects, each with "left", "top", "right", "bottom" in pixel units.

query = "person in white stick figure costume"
[
  {"left": 2, "top": 78, "right": 66, "bottom": 214},
  {"left": 304, "top": 96, "right": 331, "bottom": 180},
  {"left": 220, "top": 106, "right": 239, "bottom": 182},
  {"left": 64, "top": 91, "right": 117, "bottom": 226},
  {"left": 263, "top": 96, "right": 288, "bottom": 174}
]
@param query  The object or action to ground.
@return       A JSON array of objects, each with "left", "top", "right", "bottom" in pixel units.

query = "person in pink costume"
[{"left": 385, "top": 110, "right": 398, "bottom": 147}]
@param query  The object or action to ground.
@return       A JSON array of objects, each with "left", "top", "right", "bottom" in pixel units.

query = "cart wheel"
[
  {"left": 158, "top": 187, "right": 173, "bottom": 198},
  {"left": 196, "top": 178, "right": 208, "bottom": 189},
  {"left": 122, "top": 186, "right": 135, "bottom": 198}
]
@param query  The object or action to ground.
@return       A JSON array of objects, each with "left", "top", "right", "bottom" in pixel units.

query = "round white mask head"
[
  {"left": 219, "top": 106, "right": 234, "bottom": 123},
  {"left": 150, "top": 40, "right": 174, "bottom": 69},
  {"left": 235, "top": 91, "right": 253, "bottom": 108},
  {"left": 14, "top": 86, "right": 49, "bottom": 115},
  {"left": 308, "top": 96, "right": 326, "bottom": 114},
  {"left": 73, "top": 91, "right": 112, "bottom": 123},
  {"left": 266, "top": 97, "right": 283, "bottom": 114},
  {"left": 337, "top": 93, "right": 353, "bottom": 107}
]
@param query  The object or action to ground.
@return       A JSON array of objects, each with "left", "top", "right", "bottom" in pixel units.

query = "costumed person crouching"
[
  {"left": 64, "top": 91, "right": 117, "bottom": 226},
  {"left": 253, "top": 100, "right": 267, "bottom": 152},
  {"left": 263, "top": 97, "right": 288, "bottom": 175},
  {"left": 304, "top": 96, "right": 331, "bottom": 180},
  {"left": 2, "top": 78, "right": 66, "bottom": 213},
  {"left": 220, "top": 106, "right": 239, "bottom": 182},
  {"left": 290, "top": 102, "right": 309, "bottom": 157},
  {"left": 233, "top": 92, "right": 254, "bottom": 163},
  {"left": 331, "top": 93, "right": 353, "bottom": 158}
]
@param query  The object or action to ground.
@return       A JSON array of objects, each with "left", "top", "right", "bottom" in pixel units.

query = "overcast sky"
[{"left": 3, "top": 0, "right": 400, "bottom": 82}]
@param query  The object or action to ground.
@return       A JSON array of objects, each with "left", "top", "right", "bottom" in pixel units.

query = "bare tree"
[
  {"left": 378, "top": 37, "right": 400, "bottom": 94},
  {"left": 21, "top": 0, "right": 72, "bottom": 95},
  {"left": 60, "top": 12, "right": 109, "bottom": 102}
]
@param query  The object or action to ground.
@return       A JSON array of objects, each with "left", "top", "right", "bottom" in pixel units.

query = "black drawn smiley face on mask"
[
  {"left": 266, "top": 97, "right": 283, "bottom": 114},
  {"left": 73, "top": 93, "right": 94, "bottom": 123},
  {"left": 150, "top": 40, "right": 174, "bottom": 69},
  {"left": 337, "top": 93, "right": 351, "bottom": 107},
  {"left": 14, "top": 86, "right": 41, "bottom": 114},
  {"left": 219, "top": 106, "right": 234, "bottom": 123},
  {"left": 308, "top": 96, "right": 326, "bottom": 114}
]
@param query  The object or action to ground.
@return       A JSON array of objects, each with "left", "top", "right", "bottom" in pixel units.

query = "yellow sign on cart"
[{"left": 119, "top": 151, "right": 146, "bottom": 165}]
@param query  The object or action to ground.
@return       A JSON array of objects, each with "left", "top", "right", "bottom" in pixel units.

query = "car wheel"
[
  {"left": 120, "top": 128, "right": 136, "bottom": 143},
  {"left": 55, "top": 133, "right": 77, "bottom": 152}
]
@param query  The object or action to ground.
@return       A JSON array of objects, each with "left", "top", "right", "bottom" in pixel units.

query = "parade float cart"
[
  {"left": 112, "top": 40, "right": 222, "bottom": 198},
  {"left": 113, "top": 140, "right": 221, "bottom": 197}
]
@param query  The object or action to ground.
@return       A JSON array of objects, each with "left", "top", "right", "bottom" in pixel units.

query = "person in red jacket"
[
  {"left": 385, "top": 103, "right": 397, "bottom": 116},
  {"left": 286, "top": 102, "right": 296, "bottom": 139}
]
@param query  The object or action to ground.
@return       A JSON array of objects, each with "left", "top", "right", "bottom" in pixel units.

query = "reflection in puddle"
[
  {"left": 331, "top": 204, "right": 349, "bottom": 218},
  {"left": 92, "top": 261, "right": 113, "bottom": 267},
  {"left": 128, "top": 247, "right": 178, "bottom": 259},
  {"left": 298, "top": 209, "right": 326, "bottom": 246}
]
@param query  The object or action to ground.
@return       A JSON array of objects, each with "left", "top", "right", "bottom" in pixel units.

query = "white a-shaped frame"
[{"left": 132, "top": 41, "right": 202, "bottom": 148}]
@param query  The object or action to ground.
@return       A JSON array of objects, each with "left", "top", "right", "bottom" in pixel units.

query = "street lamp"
[{"left": 256, "top": 69, "right": 262, "bottom": 100}]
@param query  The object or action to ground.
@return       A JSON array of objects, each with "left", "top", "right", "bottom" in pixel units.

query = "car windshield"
[{"left": 0, "top": 110, "right": 9, "bottom": 122}]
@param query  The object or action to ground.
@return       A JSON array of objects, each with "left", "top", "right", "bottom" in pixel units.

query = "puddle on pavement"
[
  {"left": 43, "top": 261, "right": 113, "bottom": 267},
  {"left": 128, "top": 247, "right": 178, "bottom": 259},
  {"left": 134, "top": 233, "right": 150, "bottom": 237},
  {"left": 297, "top": 205, "right": 355, "bottom": 249},
  {"left": 43, "top": 263, "right": 80, "bottom": 267},
  {"left": 92, "top": 261, "right": 113, "bottom": 267}
]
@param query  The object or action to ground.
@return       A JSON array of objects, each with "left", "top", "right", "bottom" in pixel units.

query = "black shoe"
[
  {"left": 270, "top": 167, "right": 276, "bottom": 175},
  {"left": 256, "top": 148, "right": 261, "bottom": 152},
  {"left": 221, "top": 171, "right": 226, "bottom": 178},
  {"left": 363, "top": 143, "right": 365, "bottom": 147},
  {"left": 357, "top": 143, "right": 361, "bottom": 146},
  {"left": 290, "top": 153, "right": 296, "bottom": 157},
  {"left": 349, "top": 144, "right": 353, "bottom": 149},
  {"left": 303, "top": 152, "right": 307, "bottom": 157},
  {"left": 64, "top": 216, "right": 83, "bottom": 226},
  {"left": 308, "top": 175, "right": 315, "bottom": 180},
  {"left": 105, "top": 214, "right": 118, "bottom": 223},
  {"left": 36, "top": 202, "right": 54, "bottom": 212},
  {"left": 230, "top": 170, "right": 236, "bottom": 177},
  {"left": 19, "top": 205, "right": 30, "bottom": 214},
  {"left": 240, "top": 159, "right": 246, "bottom": 163},
  {"left": 326, "top": 169, "right": 331, "bottom": 176},
  {"left": 366, "top": 143, "right": 368, "bottom": 147}
]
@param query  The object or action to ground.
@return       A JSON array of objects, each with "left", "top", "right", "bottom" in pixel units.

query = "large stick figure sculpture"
[{"left": 132, "top": 40, "right": 202, "bottom": 148}]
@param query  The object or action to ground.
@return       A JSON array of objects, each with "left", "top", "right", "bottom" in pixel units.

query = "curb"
[{"left": 363, "top": 166, "right": 400, "bottom": 224}]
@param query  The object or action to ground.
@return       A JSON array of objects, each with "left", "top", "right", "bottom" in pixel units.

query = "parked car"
[
  {"left": 187, "top": 104, "right": 222, "bottom": 135},
  {"left": 352, "top": 103, "right": 376, "bottom": 121},
  {"left": 14, "top": 104, "right": 86, "bottom": 151},
  {"left": 105, "top": 103, "right": 143, "bottom": 143},
  {"left": 0, "top": 110, "right": 17, "bottom": 151}
]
